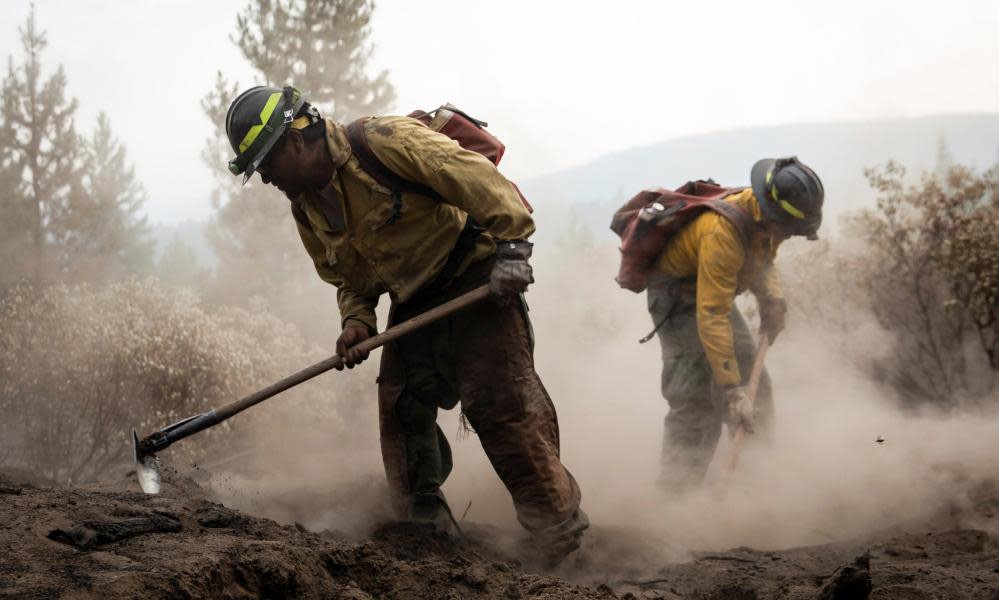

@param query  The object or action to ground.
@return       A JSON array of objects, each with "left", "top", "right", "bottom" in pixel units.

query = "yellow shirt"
[
  {"left": 294, "top": 116, "right": 534, "bottom": 332},
  {"left": 655, "top": 188, "right": 784, "bottom": 386}
]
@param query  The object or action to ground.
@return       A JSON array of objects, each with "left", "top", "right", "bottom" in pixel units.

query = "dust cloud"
[{"left": 196, "top": 234, "right": 999, "bottom": 568}]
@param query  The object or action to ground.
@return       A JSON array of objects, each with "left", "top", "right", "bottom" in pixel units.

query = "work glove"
[
  {"left": 759, "top": 297, "right": 787, "bottom": 342},
  {"left": 724, "top": 385, "right": 755, "bottom": 434},
  {"left": 335, "top": 324, "right": 371, "bottom": 370},
  {"left": 489, "top": 240, "right": 534, "bottom": 298}
]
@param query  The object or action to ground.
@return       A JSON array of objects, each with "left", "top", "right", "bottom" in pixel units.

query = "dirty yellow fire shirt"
[
  {"left": 293, "top": 116, "right": 534, "bottom": 332},
  {"left": 655, "top": 188, "right": 785, "bottom": 387}
]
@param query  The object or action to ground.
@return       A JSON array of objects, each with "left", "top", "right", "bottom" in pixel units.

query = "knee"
[
  {"left": 395, "top": 393, "right": 438, "bottom": 433},
  {"left": 662, "top": 379, "right": 714, "bottom": 417},
  {"left": 665, "top": 393, "right": 722, "bottom": 433}
]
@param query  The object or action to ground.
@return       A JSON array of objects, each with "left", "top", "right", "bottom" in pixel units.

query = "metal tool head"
[{"left": 132, "top": 428, "right": 162, "bottom": 495}]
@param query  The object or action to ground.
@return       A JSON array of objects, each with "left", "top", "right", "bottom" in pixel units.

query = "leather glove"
[
  {"left": 335, "top": 324, "right": 371, "bottom": 370},
  {"left": 760, "top": 298, "right": 787, "bottom": 341},
  {"left": 724, "top": 385, "right": 755, "bottom": 434},
  {"left": 489, "top": 240, "right": 534, "bottom": 297}
]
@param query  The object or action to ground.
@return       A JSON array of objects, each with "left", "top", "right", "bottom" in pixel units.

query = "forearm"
[
  {"left": 337, "top": 288, "right": 379, "bottom": 333},
  {"left": 751, "top": 265, "right": 785, "bottom": 302}
]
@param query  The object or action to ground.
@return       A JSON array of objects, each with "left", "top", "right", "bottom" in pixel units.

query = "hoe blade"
[{"left": 132, "top": 428, "right": 161, "bottom": 495}]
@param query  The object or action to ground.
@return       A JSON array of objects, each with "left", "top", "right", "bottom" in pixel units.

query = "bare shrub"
[
  {"left": 782, "top": 160, "right": 998, "bottom": 409},
  {"left": 0, "top": 278, "right": 346, "bottom": 484},
  {"left": 854, "top": 161, "right": 998, "bottom": 406},
  {"left": 780, "top": 237, "right": 869, "bottom": 338}
]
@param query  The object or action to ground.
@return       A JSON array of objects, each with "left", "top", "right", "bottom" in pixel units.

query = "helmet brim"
[{"left": 239, "top": 121, "right": 289, "bottom": 185}]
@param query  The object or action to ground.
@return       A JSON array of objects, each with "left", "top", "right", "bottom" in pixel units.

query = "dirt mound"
[
  {"left": 0, "top": 471, "right": 607, "bottom": 599},
  {"left": 1, "top": 470, "right": 997, "bottom": 599}
]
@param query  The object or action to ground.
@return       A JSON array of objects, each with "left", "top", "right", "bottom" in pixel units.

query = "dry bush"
[
  {"left": 855, "top": 161, "right": 997, "bottom": 406},
  {"left": 780, "top": 237, "right": 871, "bottom": 345},
  {"left": 0, "top": 278, "right": 347, "bottom": 484},
  {"left": 781, "top": 160, "right": 998, "bottom": 409}
]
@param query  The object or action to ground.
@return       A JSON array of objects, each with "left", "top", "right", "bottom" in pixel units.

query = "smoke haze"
[{"left": 190, "top": 237, "right": 999, "bottom": 575}]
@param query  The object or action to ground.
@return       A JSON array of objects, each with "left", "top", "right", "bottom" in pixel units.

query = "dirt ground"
[{"left": 1, "top": 469, "right": 998, "bottom": 600}]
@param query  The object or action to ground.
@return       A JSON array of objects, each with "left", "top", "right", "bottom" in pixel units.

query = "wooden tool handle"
[
  {"left": 215, "top": 284, "right": 491, "bottom": 421},
  {"left": 744, "top": 332, "right": 770, "bottom": 404},
  {"left": 140, "top": 285, "right": 493, "bottom": 456},
  {"left": 726, "top": 332, "right": 771, "bottom": 472}
]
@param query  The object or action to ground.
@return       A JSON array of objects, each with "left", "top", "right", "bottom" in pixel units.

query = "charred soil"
[{"left": 1, "top": 471, "right": 997, "bottom": 599}]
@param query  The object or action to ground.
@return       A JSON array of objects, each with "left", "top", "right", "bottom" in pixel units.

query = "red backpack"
[
  {"left": 345, "top": 104, "right": 532, "bottom": 215},
  {"left": 610, "top": 180, "right": 753, "bottom": 292}
]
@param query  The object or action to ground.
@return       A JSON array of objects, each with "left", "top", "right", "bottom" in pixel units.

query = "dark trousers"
[
  {"left": 377, "top": 260, "right": 584, "bottom": 535},
  {"left": 647, "top": 273, "right": 774, "bottom": 491}
]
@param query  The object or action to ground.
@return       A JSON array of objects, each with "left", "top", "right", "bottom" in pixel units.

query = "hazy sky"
[{"left": 2, "top": 0, "right": 998, "bottom": 223}]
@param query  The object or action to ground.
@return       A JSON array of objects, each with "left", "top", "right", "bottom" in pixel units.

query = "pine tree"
[
  {"left": 202, "top": 0, "right": 395, "bottom": 337},
  {"left": 58, "top": 113, "right": 152, "bottom": 280},
  {"left": 0, "top": 8, "right": 151, "bottom": 288},
  {"left": 233, "top": 0, "right": 395, "bottom": 120},
  {"left": 0, "top": 91, "right": 27, "bottom": 290},
  {"left": 0, "top": 6, "right": 82, "bottom": 285}
]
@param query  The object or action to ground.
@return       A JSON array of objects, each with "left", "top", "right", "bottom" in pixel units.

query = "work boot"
[
  {"left": 408, "top": 491, "right": 461, "bottom": 539},
  {"left": 530, "top": 508, "right": 590, "bottom": 568}
]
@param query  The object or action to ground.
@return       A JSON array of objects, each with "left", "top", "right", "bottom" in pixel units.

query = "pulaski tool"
[
  {"left": 132, "top": 285, "right": 491, "bottom": 494},
  {"left": 726, "top": 332, "right": 771, "bottom": 473}
]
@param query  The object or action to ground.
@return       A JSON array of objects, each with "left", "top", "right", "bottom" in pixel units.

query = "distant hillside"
[
  {"left": 519, "top": 113, "right": 999, "bottom": 239},
  {"left": 153, "top": 114, "right": 999, "bottom": 263}
]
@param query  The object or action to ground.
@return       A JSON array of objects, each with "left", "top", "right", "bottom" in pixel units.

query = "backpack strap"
[
  {"left": 343, "top": 118, "right": 485, "bottom": 272},
  {"left": 345, "top": 118, "right": 446, "bottom": 204},
  {"left": 705, "top": 193, "right": 754, "bottom": 249}
]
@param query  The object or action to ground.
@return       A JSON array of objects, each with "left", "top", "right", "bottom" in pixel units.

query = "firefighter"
[
  {"left": 648, "top": 157, "right": 823, "bottom": 490},
  {"left": 224, "top": 85, "right": 587, "bottom": 564}
]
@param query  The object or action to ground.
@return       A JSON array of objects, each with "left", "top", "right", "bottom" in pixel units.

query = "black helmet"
[
  {"left": 750, "top": 156, "right": 824, "bottom": 240},
  {"left": 225, "top": 85, "right": 306, "bottom": 184}
]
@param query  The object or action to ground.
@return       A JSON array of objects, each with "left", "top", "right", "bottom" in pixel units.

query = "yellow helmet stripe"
[
  {"left": 237, "top": 92, "right": 283, "bottom": 153},
  {"left": 779, "top": 198, "right": 805, "bottom": 219},
  {"left": 767, "top": 165, "right": 807, "bottom": 222}
]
